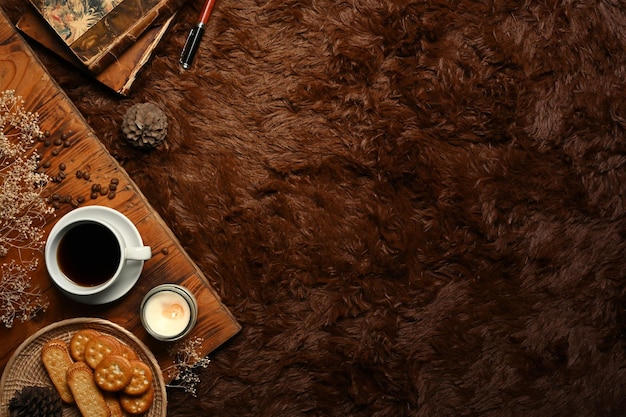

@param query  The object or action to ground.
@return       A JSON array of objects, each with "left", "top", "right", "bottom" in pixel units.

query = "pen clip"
[{"left": 179, "top": 23, "right": 205, "bottom": 70}]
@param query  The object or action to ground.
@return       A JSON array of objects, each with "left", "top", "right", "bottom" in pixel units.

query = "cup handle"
[{"left": 125, "top": 246, "right": 152, "bottom": 261}]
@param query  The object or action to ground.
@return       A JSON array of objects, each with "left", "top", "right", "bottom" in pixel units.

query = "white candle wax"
[{"left": 142, "top": 290, "right": 191, "bottom": 338}]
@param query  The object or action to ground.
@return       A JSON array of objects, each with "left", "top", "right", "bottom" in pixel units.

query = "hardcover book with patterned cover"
[
  {"left": 28, "top": 0, "right": 186, "bottom": 73},
  {"left": 17, "top": 8, "right": 176, "bottom": 96}
]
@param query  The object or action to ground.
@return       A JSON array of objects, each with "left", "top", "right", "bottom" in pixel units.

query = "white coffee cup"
[{"left": 45, "top": 207, "right": 152, "bottom": 299}]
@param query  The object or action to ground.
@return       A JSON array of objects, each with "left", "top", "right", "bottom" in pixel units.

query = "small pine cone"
[
  {"left": 8, "top": 386, "right": 62, "bottom": 417},
  {"left": 121, "top": 102, "right": 168, "bottom": 149}
]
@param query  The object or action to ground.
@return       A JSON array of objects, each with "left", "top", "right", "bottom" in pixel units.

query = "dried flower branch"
[
  {"left": 0, "top": 89, "right": 51, "bottom": 326},
  {"left": 0, "top": 89, "right": 53, "bottom": 257},
  {"left": 0, "top": 260, "right": 49, "bottom": 328},
  {"left": 164, "top": 337, "right": 211, "bottom": 396}
]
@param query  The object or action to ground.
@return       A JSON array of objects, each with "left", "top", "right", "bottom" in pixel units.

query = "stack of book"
[{"left": 17, "top": 0, "right": 187, "bottom": 96}]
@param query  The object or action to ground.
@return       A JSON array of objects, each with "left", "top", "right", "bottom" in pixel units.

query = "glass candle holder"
[{"left": 140, "top": 284, "right": 198, "bottom": 341}]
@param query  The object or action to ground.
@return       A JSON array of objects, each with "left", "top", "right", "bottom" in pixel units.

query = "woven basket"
[{"left": 0, "top": 318, "right": 166, "bottom": 417}]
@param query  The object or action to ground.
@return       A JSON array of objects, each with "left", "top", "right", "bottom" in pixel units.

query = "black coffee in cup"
[{"left": 57, "top": 221, "right": 121, "bottom": 287}]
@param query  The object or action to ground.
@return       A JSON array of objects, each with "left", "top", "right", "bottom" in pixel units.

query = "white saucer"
[{"left": 46, "top": 206, "right": 146, "bottom": 305}]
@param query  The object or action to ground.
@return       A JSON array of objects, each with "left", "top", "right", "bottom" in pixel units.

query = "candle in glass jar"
[{"left": 141, "top": 285, "right": 197, "bottom": 341}]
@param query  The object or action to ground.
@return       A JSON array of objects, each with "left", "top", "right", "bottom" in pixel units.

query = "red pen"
[{"left": 180, "top": 0, "right": 217, "bottom": 69}]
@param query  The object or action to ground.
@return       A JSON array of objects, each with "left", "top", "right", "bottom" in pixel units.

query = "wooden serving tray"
[{"left": 0, "top": 8, "right": 240, "bottom": 382}]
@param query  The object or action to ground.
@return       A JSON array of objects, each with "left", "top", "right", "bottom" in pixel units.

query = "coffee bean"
[
  {"left": 110, "top": 178, "right": 119, "bottom": 185},
  {"left": 44, "top": 140, "right": 51, "bottom": 147},
  {"left": 76, "top": 170, "right": 83, "bottom": 179},
  {"left": 71, "top": 199, "right": 79, "bottom": 208},
  {"left": 83, "top": 172, "right": 90, "bottom": 180},
  {"left": 52, "top": 194, "right": 60, "bottom": 201},
  {"left": 52, "top": 201, "right": 60, "bottom": 209},
  {"left": 100, "top": 187, "right": 109, "bottom": 196},
  {"left": 59, "top": 171, "right": 67, "bottom": 179},
  {"left": 63, "top": 140, "right": 71, "bottom": 147},
  {"left": 91, "top": 192, "right": 98, "bottom": 199},
  {"left": 52, "top": 149, "right": 59, "bottom": 156},
  {"left": 91, "top": 183, "right": 101, "bottom": 192},
  {"left": 77, "top": 196, "right": 85, "bottom": 203},
  {"left": 63, "top": 195, "right": 71, "bottom": 203},
  {"left": 44, "top": 130, "right": 51, "bottom": 137},
  {"left": 42, "top": 161, "right": 51, "bottom": 168},
  {"left": 59, "top": 163, "right": 66, "bottom": 171},
  {"left": 61, "top": 132, "right": 68, "bottom": 140},
  {"left": 109, "top": 184, "right": 117, "bottom": 191},
  {"left": 54, "top": 138, "right": 62, "bottom": 146},
  {"left": 108, "top": 191, "right": 116, "bottom": 199},
  {"left": 161, "top": 248, "right": 169, "bottom": 255}
]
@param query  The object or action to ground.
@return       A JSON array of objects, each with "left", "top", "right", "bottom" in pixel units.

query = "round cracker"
[
  {"left": 120, "top": 386, "right": 154, "bottom": 414},
  {"left": 69, "top": 329, "right": 101, "bottom": 362},
  {"left": 123, "top": 360, "right": 153, "bottom": 395},
  {"left": 94, "top": 354, "right": 133, "bottom": 392},
  {"left": 118, "top": 343, "right": 138, "bottom": 361},
  {"left": 84, "top": 335, "right": 122, "bottom": 369}
]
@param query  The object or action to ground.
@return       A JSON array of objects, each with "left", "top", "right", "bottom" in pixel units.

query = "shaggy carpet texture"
[{"left": 4, "top": 0, "right": 626, "bottom": 415}]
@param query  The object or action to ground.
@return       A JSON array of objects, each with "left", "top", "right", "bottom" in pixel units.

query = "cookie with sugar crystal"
[
  {"left": 41, "top": 339, "right": 75, "bottom": 404},
  {"left": 69, "top": 329, "right": 101, "bottom": 362},
  {"left": 84, "top": 334, "right": 122, "bottom": 369},
  {"left": 66, "top": 362, "right": 109, "bottom": 417},
  {"left": 94, "top": 354, "right": 132, "bottom": 392},
  {"left": 123, "top": 359, "right": 153, "bottom": 395},
  {"left": 118, "top": 342, "right": 138, "bottom": 361},
  {"left": 120, "top": 385, "right": 154, "bottom": 415}
]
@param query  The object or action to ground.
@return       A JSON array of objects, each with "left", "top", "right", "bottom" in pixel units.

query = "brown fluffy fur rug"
[{"left": 4, "top": 0, "right": 626, "bottom": 415}]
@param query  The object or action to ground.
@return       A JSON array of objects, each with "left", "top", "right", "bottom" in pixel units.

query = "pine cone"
[
  {"left": 8, "top": 386, "right": 62, "bottom": 417},
  {"left": 121, "top": 102, "right": 168, "bottom": 149}
]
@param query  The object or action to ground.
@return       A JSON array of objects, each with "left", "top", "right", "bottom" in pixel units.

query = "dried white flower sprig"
[
  {"left": 0, "top": 89, "right": 51, "bottom": 327},
  {"left": 164, "top": 337, "right": 211, "bottom": 396},
  {"left": 0, "top": 260, "right": 49, "bottom": 327},
  {"left": 0, "top": 89, "right": 53, "bottom": 257}
]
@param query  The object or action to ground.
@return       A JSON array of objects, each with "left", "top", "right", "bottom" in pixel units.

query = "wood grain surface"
[{"left": 0, "top": 8, "right": 240, "bottom": 382}]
